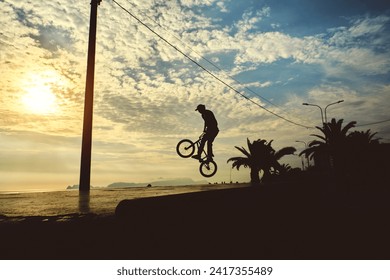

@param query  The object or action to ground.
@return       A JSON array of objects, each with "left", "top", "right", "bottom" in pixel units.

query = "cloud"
[
  {"left": 233, "top": 6, "right": 271, "bottom": 35},
  {"left": 1, "top": 0, "right": 389, "bottom": 189},
  {"left": 0, "top": 0, "right": 87, "bottom": 136},
  {"left": 316, "top": 15, "right": 390, "bottom": 76},
  {"left": 216, "top": 1, "right": 229, "bottom": 13},
  {"left": 0, "top": 130, "right": 81, "bottom": 178},
  {"left": 329, "top": 15, "right": 390, "bottom": 46}
]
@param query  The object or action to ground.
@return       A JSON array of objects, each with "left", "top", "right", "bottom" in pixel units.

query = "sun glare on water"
[{"left": 21, "top": 71, "right": 63, "bottom": 115}]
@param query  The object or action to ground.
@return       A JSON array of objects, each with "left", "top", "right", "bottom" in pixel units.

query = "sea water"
[{"left": 0, "top": 184, "right": 247, "bottom": 218}]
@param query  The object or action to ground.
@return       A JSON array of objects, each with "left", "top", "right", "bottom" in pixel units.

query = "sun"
[
  {"left": 22, "top": 85, "right": 58, "bottom": 115},
  {"left": 20, "top": 71, "right": 62, "bottom": 115}
]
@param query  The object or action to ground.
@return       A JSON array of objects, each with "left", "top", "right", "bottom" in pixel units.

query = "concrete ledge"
[
  {"left": 114, "top": 185, "right": 390, "bottom": 259},
  {"left": 115, "top": 187, "right": 267, "bottom": 259},
  {"left": 1, "top": 184, "right": 389, "bottom": 259}
]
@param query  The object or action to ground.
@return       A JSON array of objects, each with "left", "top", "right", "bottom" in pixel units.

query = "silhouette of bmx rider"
[{"left": 192, "top": 104, "right": 219, "bottom": 162}]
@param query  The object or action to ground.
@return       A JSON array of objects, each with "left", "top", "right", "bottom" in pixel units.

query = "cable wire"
[
  {"left": 124, "top": 0, "right": 281, "bottom": 108},
  {"left": 112, "top": 0, "right": 313, "bottom": 129},
  {"left": 123, "top": 0, "right": 314, "bottom": 125},
  {"left": 355, "top": 118, "right": 390, "bottom": 127}
]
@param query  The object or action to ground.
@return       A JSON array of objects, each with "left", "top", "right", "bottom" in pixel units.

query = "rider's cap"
[{"left": 195, "top": 104, "right": 205, "bottom": 111}]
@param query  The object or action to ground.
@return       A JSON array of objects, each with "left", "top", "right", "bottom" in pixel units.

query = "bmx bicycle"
[{"left": 176, "top": 134, "right": 218, "bottom": 178}]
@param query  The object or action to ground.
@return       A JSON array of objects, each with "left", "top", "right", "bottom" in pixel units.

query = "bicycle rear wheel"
[
  {"left": 176, "top": 139, "right": 195, "bottom": 158},
  {"left": 199, "top": 160, "right": 217, "bottom": 177}
]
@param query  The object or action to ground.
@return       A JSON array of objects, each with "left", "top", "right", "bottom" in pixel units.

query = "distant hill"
[
  {"left": 106, "top": 182, "right": 138, "bottom": 188},
  {"left": 107, "top": 178, "right": 208, "bottom": 188},
  {"left": 67, "top": 185, "right": 80, "bottom": 190},
  {"left": 67, "top": 178, "right": 209, "bottom": 190},
  {"left": 66, "top": 185, "right": 99, "bottom": 190}
]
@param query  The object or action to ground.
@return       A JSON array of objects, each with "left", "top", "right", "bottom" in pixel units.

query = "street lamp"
[
  {"left": 324, "top": 100, "right": 344, "bottom": 123},
  {"left": 302, "top": 100, "right": 344, "bottom": 125},
  {"left": 302, "top": 102, "right": 324, "bottom": 124}
]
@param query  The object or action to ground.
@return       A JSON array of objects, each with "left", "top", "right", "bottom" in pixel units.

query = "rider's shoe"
[
  {"left": 205, "top": 156, "right": 213, "bottom": 163},
  {"left": 192, "top": 154, "right": 201, "bottom": 161}
]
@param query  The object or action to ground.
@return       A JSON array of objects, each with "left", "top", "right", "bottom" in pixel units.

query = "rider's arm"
[{"left": 202, "top": 112, "right": 208, "bottom": 133}]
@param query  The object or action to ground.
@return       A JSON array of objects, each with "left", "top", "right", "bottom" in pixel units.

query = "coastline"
[{"left": 0, "top": 183, "right": 249, "bottom": 219}]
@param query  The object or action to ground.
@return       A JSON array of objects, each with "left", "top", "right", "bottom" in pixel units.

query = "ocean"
[{"left": 0, "top": 183, "right": 248, "bottom": 218}]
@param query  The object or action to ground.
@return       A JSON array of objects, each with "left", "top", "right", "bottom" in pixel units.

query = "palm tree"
[
  {"left": 347, "top": 129, "right": 380, "bottom": 179},
  {"left": 300, "top": 118, "right": 356, "bottom": 174},
  {"left": 348, "top": 129, "right": 379, "bottom": 146},
  {"left": 261, "top": 141, "right": 298, "bottom": 182},
  {"left": 227, "top": 138, "right": 263, "bottom": 185},
  {"left": 272, "top": 163, "right": 302, "bottom": 181},
  {"left": 227, "top": 138, "right": 296, "bottom": 185}
]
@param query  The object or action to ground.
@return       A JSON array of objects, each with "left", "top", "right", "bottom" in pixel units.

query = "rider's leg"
[
  {"left": 207, "top": 141, "right": 213, "bottom": 160},
  {"left": 192, "top": 137, "right": 206, "bottom": 160},
  {"left": 199, "top": 137, "right": 206, "bottom": 156},
  {"left": 206, "top": 130, "right": 219, "bottom": 159}
]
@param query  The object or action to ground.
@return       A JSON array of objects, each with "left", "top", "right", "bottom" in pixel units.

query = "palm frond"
[
  {"left": 341, "top": 121, "right": 356, "bottom": 135},
  {"left": 247, "top": 138, "right": 255, "bottom": 155},
  {"left": 234, "top": 146, "right": 251, "bottom": 158},
  {"left": 308, "top": 140, "right": 325, "bottom": 147},
  {"left": 299, "top": 146, "right": 317, "bottom": 157},
  {"left": 310, "top": 134, "right": 326, "bottom": 142},
  {"left": 227, "top": 157, "right": 250, "bottom": 170},
  {"left": 275, "top": 147, "right": 296, "bottom": 160}
]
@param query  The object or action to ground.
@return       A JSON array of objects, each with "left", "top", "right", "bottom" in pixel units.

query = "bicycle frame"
[{"left": 193, "top": 135, "right": 211, "bottom": 162}]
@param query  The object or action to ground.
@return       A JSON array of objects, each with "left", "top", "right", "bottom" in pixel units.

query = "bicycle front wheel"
[
  {"left": 199, "top": 161, "right": 217, "bottom": 177},
  {"left": 176, "top": 139, "right": 195, "bottom": 158}
]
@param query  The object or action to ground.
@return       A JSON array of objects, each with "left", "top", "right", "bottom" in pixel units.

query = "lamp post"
[
  {"left": 324, "top": 100, "right": 344, "bottom": 123},
  {"left": 302, "top": 100, "right": 344, "bottom": 125},
  {"left": 302, "top": 103, "right": 324, "bottom": 124},
  {"left": 295, "top": 140, "right": 309, "bottom": 170}
]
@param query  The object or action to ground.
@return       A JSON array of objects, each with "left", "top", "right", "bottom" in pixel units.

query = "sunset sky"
[{"left": 1, "top": 0, "right": 389, "bottom": 192}]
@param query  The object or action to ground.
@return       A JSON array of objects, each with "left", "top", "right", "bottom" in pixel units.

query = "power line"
[
  {"left": 111, "top": 0, "right": 313, "bottom": 129},
  {"left": 124, "top": 0, "right": 280, "bottom": 108},
  {"left": 123, "top": 0, "right": 313, "bottom": 125},
  {"left": 355, "top": 118, "right": 390, "bottom": 127}
]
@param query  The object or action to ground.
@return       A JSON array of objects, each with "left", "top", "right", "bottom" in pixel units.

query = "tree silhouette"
[
  {"left": 346, "top": 129, "right": 380, "bottom": 181},
  {"left": 227, "top": 138, "right": 296, "bottom": 185},
  {"left": 300, "top": 118, "right": 356, "bottom": 176},
  {"left": 348, "top": 129, "right": 379, "bottom": 146}
]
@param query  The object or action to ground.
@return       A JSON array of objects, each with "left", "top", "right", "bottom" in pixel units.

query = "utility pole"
[{"left": 79, "top": 0, "right": 102, "bottom": 192}]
